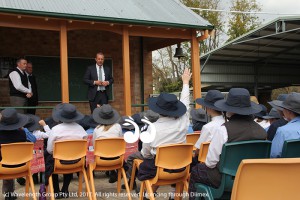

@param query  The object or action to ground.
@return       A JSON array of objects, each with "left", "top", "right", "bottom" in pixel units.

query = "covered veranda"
[{"left": 0, "top": 0, "right": 214, "bottom": 115}]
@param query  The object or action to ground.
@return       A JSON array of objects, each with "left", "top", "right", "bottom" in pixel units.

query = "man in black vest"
[
  {"left": 26, "top": 62, "right": 38, "bottom": 115},
  {"left": 83, "top": 52, "right": 114, "bottom": 113},
  {"left": 188, "top": 88, "right": 267, "bottom": 200},
  {"left": 8, "top": 58, "right": 32, "bottom": 114}
]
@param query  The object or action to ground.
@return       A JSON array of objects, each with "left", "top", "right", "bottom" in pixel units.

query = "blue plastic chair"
[
  {"left": 194, "top": 140, "right": 271, "bottom": 200},
  {"left": 281, "top": 139, "right": 300, "bottom": 158}
]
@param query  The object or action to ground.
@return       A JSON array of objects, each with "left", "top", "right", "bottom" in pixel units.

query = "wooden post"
[
  {"left": 60, "top": 21, "right": 69, "bottom": 103},
  {"left": 191, "top": 30, "right": 201, "bottom": 108},
  {"left": 122, "top": 26, "right": 131, "bottom": 115}
]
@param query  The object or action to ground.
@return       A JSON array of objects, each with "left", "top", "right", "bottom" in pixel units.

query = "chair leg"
[
  {"left": 28, "top": 174, "right": 37, "bottom": 200},
  {"left": 48, "top": 175, "right": 55, "bottom": 200},
  {"left": 139, "top": 181, "right": 145, "bottom": 200},
  {"left": 175, "top": 182, "right": 183, "bottom": 200},
  {"left": 130, "top": 161, "right": 137, "bottom": 191},
  {"left": 25, "top": 176, "right": 30, "bottom": 200},
  {"left": 78, "top": 172, "right": 83, "bottom": 196},
  {"left": 82, "top": 169, "right": 92, "bottom": 200},
  {"left": 88, "top": 165, "right": 97, "bottom": 200},
  {"left": 145, "top": 180, "right": 155, "bottom": 200},
  {"left": 121, "top": 168, "right": 132, "bottom": 200},
  {"left": 117, "top": 169, "right": 122, "bottom": 193},
  {"left": 183, "top": 180, "right": 189, "bottom": 193}
]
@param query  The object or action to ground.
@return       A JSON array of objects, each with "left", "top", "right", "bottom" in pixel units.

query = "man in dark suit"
[
  {"left": 26, "top": 62, "right": 38, "bottom": 115},
  {"left": 83, "top": 52, "right": 114, "bottom": 113}
]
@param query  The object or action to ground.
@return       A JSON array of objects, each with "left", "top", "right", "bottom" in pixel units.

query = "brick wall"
[{"left": 0, "top": 27, "right": 153, "bottom": 118}]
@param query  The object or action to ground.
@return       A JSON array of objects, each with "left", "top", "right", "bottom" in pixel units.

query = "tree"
[
  {"left": 181, "top": 0, "right": 224, "bottom": 53},
  {"left": 152, "top": 45, "right": 188, "bottom": 93},
  {"left": 152, "top": 0, "right": 225, "bottom": 92},
  {"left": 227, "top": 0, "right": 262, "bottom": 41}
]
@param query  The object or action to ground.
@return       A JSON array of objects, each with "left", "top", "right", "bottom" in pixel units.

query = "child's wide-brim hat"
[
  {"left": 52, "top": 103, "right": 84, "bottom": 123},
  {"left": 196, "top": 90, "right": 224, "bottom": 111},
  {"left": 92, "top": 104, "right": 120, "bottom": 125},
  {"left": 148, "top": 93, "right": 186, "bottom": 117},
  {"left": 24, "top": 114, "right": 41, "bottom": 132},
  {"left": 0, "top": 108, "right": 29, "bottom": 130},
  {"left": 214, "top": 88, "right": 262, "bottom": 115}
]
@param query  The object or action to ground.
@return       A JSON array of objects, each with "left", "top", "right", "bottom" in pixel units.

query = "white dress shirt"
[
  {"left": 9, "top": 67, "right": 32, "bottom": 94},
  {"left": 205, "top": 125, "right": 228, "bottom": 168},
  {"left": 96, "top": 64, "right": 105, "bottom": 91},
  {"left": 92, "top": 123, "right": 123, "bottom": 145},
  {"left": 141, "top": 84, "right": 190, "bottom": 158},
  {"left": 47, "top": 122, "right": 88, "bottom": 154},
  {"left": 254, "top": 119, "right": 270, "bottom": 129},
  {"left": 33, "top": 125, "right": 51, "bottom": 139},
  {"left": 194, "top": 115, "right": 225, "bottom": 149}
]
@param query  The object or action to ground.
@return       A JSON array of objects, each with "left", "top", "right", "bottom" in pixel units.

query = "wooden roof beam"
[{"left": 0, "top": 13, "right": 60, "bottom": 31}]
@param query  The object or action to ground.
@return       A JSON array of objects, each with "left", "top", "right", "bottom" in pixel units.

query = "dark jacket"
[
  {"left": 207, "top": 114, "right": 267, "bottom": 187},
  {"left": 27, "top": 74, "right": 38, "bottom": 105},
  {"left": 9, "top": 68, "right": 29, "bottom": 98},
  {"left": 83, "top": 65, "right": 113, "bottom": 101},
  {"left": 267, "top": 118, "right": 288, "bottom": 141}
]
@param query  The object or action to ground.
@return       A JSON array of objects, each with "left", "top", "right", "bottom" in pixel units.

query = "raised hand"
[{"left": 182, "top": 68, "right": 192, "bottom": 85}]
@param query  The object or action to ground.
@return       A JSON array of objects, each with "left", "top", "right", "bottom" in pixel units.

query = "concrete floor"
[{"left": 1, "top": 171, "right": 189, "bottom": 200}]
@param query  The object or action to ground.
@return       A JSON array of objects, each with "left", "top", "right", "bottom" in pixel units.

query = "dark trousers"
[
  {"left": 52, "top": 174, "right": 73, "bottom": 193},
  {"left": 188, "top": 163, "right": 218, "bottom": 200},
  {"left": 89, "top": 90, "right": 108, "bottom": 113},
  {"left": 27, "top": 101, "right": 37, "bottom": 115}
]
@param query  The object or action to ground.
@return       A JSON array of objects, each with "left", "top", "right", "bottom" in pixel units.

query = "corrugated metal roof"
[
  {"left": 200, "top": 16, "right": 300, "bottom": 92},
  {"left": 201, "top": 16, "right": 300, "bottom": 65},
  {"left": 0, "top": 0, "right": 213, "bottom": 29}
]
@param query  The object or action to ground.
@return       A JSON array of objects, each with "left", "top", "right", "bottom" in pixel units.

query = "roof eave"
[{"left": 0, "top": 8, "right": 214, "bottom": 30}]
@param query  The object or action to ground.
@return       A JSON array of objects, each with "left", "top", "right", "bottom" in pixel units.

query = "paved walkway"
[{"left": 1, "top": 172, "right": 189, "bottom": 199}]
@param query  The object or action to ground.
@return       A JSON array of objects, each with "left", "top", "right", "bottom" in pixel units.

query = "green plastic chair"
[
  {"left": 194, "top": 140, "right": 271, "bottom": 200},
  {"left": 281, "top": 139, "right": 300, "bottom": 158}
]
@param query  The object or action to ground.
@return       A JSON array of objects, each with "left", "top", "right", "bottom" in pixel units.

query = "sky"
[
  {"left": 221, "top": 0, "right": 300, "bottom": 22},
  {"left": 214, "top": 0, "right": 300, "bottom": 43},
  {"left": 257, "top": 0, "right": 300, "bottom": 22}
]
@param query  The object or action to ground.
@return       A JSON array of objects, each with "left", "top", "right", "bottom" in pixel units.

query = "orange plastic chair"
[
  {"left": 183, "top": 142, "right": 211, "bottom": 192},
  {"left": 198, "top": 142, "right": 210, "bottom": 163},
  {"left": 186, "top": 132, "right": 201, "bottom": 150},
  {"left": 48, "top": 140, "right": 91, "bottom": 200},
  {"left": 88, "top": 138, "right": 131, "bottom": 200},
  {"left": 0, "top": 142, "right": 36, "bottom": 200},
  {"left": 129, "top": 158, "right": 143, "bottom": 190},
  {"left": 231, "top": 158, "right": 300, "bottom": 200},
  {"left": 139, "top": 143, "right": 193, "bottom": 200}
]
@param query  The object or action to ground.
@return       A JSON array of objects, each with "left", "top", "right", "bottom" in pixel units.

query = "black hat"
[
  {"left": 190, "top": 108, "right": 207, "bottom": 122},
  {"left": 0, "top": 108, "right": 29, "bottom": 130},
  {"left": 119, "top": 116, "right": 134, "bottom": 130},
  {"left": 77, "top": 115, "right": 98, "bottom": 129},
  {"left": 262, "top": 108, "right": 281, "bottom": 119},
  {"left": 148, "top": 93, "right": 186, "bottom": 117},
  {"left": 268, "top": 94, "right": 288, "bottom": 111},
  {"left": 272, "top": 93, "right": 300, "bottom": 115},
  {"left": 214, "top": 88, "right": 262, "bottom": 115},
  {"left": 132, "top": 113, "right": 143, "bottom": 125},
  {"left": 254, "top": 104, "right": 268, "bottom": 118},
  {"left": 52, "top": 103, "right": 67, "bottom": 122},
  {"left": 143, "top": 110, "right": 159, "bottom": 123},
  {"left": 196, "top": 90, "right": 224, "bottom": 111},
  {"left": 44, "top": 117, "right": 59, "bottom": 129},
  {"left": 24, "top": 114, "right": 41, "bottom": 132},
  {"left": 92, "top": 104, "right": 120, "bottom": 125},
  {"left": 52, "top": 103, "right": 84, "bottom": 123}
]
